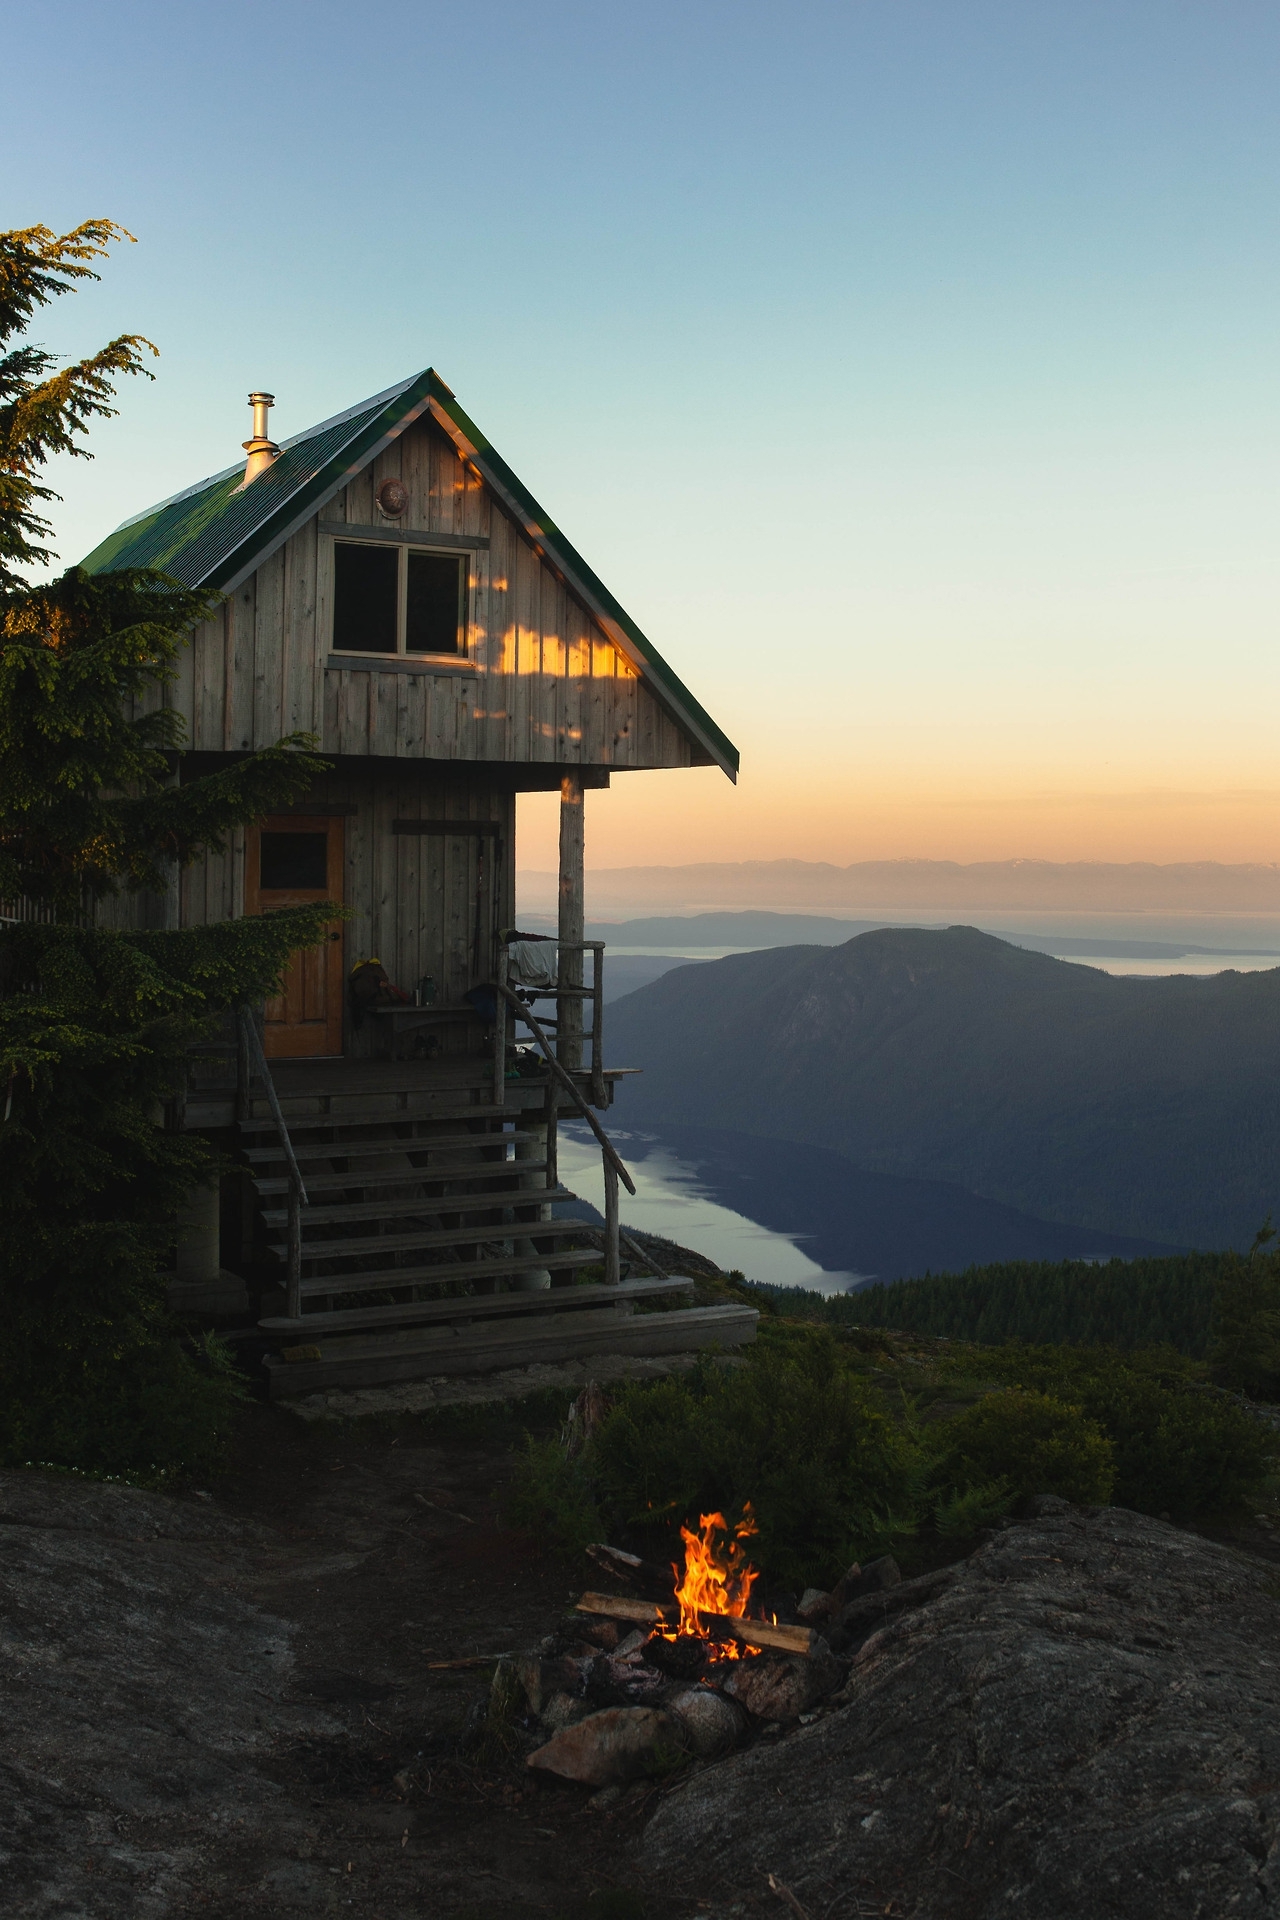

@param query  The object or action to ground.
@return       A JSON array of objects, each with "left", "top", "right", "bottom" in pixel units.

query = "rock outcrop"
[
  {"left": 0, "top": 1468, "right": 331, "bottom": 1916},
  {"left": 642, "top": 1500, "right": 1280, "bottom": 1917}
]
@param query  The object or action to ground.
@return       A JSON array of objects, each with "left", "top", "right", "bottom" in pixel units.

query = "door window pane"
[
  {"left": 260, "top": 831, "right": 328, "bottom": 890},
  {"left": 333, "top": 543, "right": 398, "bottom": 652},
  {"left": 406, "top": 551, "right": 463, "bottom": 654}
]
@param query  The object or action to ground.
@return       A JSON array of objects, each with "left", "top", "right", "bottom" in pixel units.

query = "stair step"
[
  {"left": 265, "top": 1186, "right": 571, "bottom": 1234},
  {"left": 260, "top": 1274, "right": 695, "bottom": 1335},
  {"left": 253, "top": 1159, "right": 550, "bottom": 1198},
  {"left": 239, "top": 1100, "right": 512, "bottom": 1132},
  {"left": 241, "top": 1130, "right": 537, "bottom": 1165},
  {"left": 263, "top": 1304, "right": 760, "bottom": 1398},
  {"left": 290, "top": 1247, "right": 602, "bottom": 1297}
]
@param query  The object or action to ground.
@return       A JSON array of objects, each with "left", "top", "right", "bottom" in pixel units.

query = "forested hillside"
[
  {"left": 606, "top": 926, "right": 1280, "bottom": 1249},
  {"left": 751, "top": 1253, "right": 1226, "bottom": 1353}
]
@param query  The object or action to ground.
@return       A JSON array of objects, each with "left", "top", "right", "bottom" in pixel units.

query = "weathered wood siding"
[
  {"left": 178, "top": 418, "right": 702, "bottom": 771},
  {"left": 94, "top": 769, "right": 514, "bottom": 1051}
]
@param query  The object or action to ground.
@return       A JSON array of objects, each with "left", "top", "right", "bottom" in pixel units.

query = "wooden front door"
[{"left": 246, "top": 816, "right": 345, "bottom": 1058}]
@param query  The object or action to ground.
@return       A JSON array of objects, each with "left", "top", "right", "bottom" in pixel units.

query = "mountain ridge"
[{"left": 604, "top": 925, "right": 1280, "bottom": 1249}]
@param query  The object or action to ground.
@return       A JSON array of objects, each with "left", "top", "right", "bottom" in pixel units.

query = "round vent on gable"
[{"left": 377, "top": 478, "right": 407, "bottom": 518}]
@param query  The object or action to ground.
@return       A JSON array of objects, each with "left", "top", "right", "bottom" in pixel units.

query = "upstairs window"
[{"left": 332, "top": 540, "right": 466, "bottom": 656}]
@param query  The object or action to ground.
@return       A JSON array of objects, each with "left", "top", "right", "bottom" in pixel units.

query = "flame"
[{"left": 665, "top": 1506, "right": 760, "bottom": 1656}]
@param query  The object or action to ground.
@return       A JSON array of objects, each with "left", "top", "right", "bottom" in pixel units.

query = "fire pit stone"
[
  {"left": 541, "top": 1689, "right": 593, "bottom": 1733},
  {"left": 796, "top": 1587, "right": 833, "bottom": 1621},
  {"left": 723, "top": 1642, "right": 847, "bottom": 1723},
  {"left": 527, "top": 1705, "right": 690, "bottom": 1786},
  {"left": 667, "top": 1686, "right": 748, "bottom": 1758}
]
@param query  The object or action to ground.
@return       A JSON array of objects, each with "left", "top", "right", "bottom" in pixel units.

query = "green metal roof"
[{"left": 82, "top": 369, "right": 738, "bottom": 779}]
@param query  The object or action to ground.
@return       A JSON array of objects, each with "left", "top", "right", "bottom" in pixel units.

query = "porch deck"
[{"left": 184, "top": 1051, "right": 636, "bottom": 1130}]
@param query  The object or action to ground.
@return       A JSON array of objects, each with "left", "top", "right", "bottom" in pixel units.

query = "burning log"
[
  {"left": 576, "top": 1592, "right": 664, "bottom": 1629},
  {"left": 574, "top": 1591, "right": 818, "bottom": 1658},
  {"left": 576, "top": 1508, "right": 830, "bottom": 1659}
]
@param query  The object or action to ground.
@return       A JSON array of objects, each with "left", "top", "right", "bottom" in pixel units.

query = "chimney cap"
[{"left": 240, "top": 391, "right": 281, "bottom": 488}]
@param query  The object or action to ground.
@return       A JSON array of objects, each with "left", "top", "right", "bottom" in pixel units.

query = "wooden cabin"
[{"left": 81, "top": 372, "right": 755, "bottom": 1394}]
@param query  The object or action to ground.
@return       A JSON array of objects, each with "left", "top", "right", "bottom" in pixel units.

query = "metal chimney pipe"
[{"left": 240, "top": 391, "right": 280, "bottom": 486}]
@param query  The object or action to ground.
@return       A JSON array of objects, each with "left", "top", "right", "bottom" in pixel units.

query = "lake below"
[{"left": 556, "top": 1121, "right": 1174, "bottom": 1293}]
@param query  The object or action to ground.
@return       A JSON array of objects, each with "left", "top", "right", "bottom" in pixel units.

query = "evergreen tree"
[
  {"left": 1208, "top": 1223, "right": 1280, "bottom": 1399},
  {"left": 0, "top": 221, "right": 334, "bottom": 1476}
]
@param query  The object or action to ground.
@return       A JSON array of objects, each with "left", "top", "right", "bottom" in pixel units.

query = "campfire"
[
  {"left": 495, "top": 1491, "right": 898, "bottom": 1789},
  {"left": 573, "top": 1509, "right": 820, "bottom": 1668},
  {"left": 662, "top": 1508, "right": 761, "bottom": 1658}
]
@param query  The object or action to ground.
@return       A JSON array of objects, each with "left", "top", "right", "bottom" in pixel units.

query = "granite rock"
[{"left": 643, "top": 1506, "right": 1280, "bottom": 1918}]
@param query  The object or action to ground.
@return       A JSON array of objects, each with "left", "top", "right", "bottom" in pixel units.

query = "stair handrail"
[
  {"left": 491, "top": 978, "right": 633, "bottom": 1286},
  {"left": 236, "top": 1005, "right": 309, "bottom": 1317}
]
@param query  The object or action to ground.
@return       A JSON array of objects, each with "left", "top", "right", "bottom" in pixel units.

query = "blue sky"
[{"left": 10, "top": 1, "right": 1280, "bottom": 867}]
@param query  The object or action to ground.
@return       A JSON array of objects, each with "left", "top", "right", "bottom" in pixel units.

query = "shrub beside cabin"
[{"left": 80, "top": 373, "right": 750, "bottom": 1393}]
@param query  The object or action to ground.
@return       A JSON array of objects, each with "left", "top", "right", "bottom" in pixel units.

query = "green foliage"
[
  {"left": 509, "top": 1338, "right": 921, "bottom": 1587},
  {"left": 1, "top": 221, "right": 156, "bottom": 589},
  {"left": 950, "top": 1345, "right": 1277, "bottom": 1518},
  {"left": 928, "top": 1387, "right": 1115, "bottom": 1510},
  {"left": 504, "top": 1432, "right": 603, "bottom": 1556},
  {"left": 0, "top": 567, "right": 328, "bottom": 912},
  {"left": 747, "top": 1253, "right": 1226, "bottom": 1355},
  {"left": 0, "top": 218, "right": 335, "bottom": 1477},
  {"left": 1208, "top": 1230, "right": 1280, "bottom": 1398},
  {"left": 6, "top": 1330, "right": 248, "bottom": 1485}
]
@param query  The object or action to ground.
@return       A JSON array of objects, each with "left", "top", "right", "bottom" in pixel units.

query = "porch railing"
[
  {"left": 235, "top": 1005, "right": 309, "bottom": 1317},
  {"left": 495, "top": 941, "right": 607, "bottom": 1106},
  {"left": 491, "top": 975, "right": 633, "bottom": 1287}
]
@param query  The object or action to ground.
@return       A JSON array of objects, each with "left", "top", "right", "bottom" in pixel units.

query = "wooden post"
[
  {"left": 603, "top": 1155, "right": 620, "bottom": 1286},
  {"left": 235, "top": 1010, "right": 251, "bottom": 1123},
  {"left": 286, "top": 1184, "right": 302, "bottom": 1320},
  {"left": 589, "top": 943, "right": 606, "bottom": 1108},
  {"left": 544, "top": 1079, "right": 558, "bottom": 1190},
  {"left": 557, "top": 773, "right": 585, "bottom": 1073},
  {"left": 492, "top": 946, "right": 507, "bottom": 1109}
]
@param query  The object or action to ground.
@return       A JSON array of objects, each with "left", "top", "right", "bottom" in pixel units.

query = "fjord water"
[{"left": 557, "top": 1121, "right": 1171, "bottom": 1291}]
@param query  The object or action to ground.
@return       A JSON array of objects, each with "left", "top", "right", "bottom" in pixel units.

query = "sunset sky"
[{"left": 10, "top": 1, "right": 1280, "bottom": 873}]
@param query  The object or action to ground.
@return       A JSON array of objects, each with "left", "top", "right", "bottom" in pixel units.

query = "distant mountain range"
[
  {"left": 519, "top": 859, "right": 1280, "bottom": 914},
  {"left": 604, "top": 925, "right": 1280, "bottom": 1251},
  {"left": 585, "top": 909, "right": 1280, "bottom": 961}
]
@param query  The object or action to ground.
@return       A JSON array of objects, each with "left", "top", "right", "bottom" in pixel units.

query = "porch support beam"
[{"left": 557, "top": 773, "right": 585, "bottom": 1071}]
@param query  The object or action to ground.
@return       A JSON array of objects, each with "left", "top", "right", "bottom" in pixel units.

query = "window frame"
[{"left": 329, "top": 534, "right": 469, "bottom": 660}]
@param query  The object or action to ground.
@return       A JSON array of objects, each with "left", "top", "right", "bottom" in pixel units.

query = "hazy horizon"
[{"left": 517, "top": 854, "right": 1280, "bottom": 919}]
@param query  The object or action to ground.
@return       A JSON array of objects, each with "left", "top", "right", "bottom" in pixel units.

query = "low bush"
[
  {"left": 948, "top": 1346, "right": 1277, "bottom": 1518},
  {"left": 0, "top": 1325, "right": 247, "bottom": 1485},
  {"left": 508, "top": 1336, "right": 920, "bottom": 1587},
  {"left": 928, "top": 1388, "right": 1115, "bottom": 1516},
  {"left": 507, "top": 1327, "right": 1280, "bottom": 1581}
]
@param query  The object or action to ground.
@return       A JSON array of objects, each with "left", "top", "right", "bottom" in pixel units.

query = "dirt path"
[
  {"left": 1, "top": 1394, "right": 703, "bottom": 1920},
  {"left": 202, "top": 1399, "right": 685, "bottom": 1920}
]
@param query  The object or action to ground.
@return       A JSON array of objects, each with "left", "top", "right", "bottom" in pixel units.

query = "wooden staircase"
[{"left": 225, "top": 1015, "right": 757, "bottom": 1399}]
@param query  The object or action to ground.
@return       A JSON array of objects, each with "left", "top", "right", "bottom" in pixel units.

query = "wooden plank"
[
  {"left": 263, "top": 1302, "right": 759, "bottom": 1397},
  {"left": 227, "top": 576, "right": 255, "bottom": 751},
  {"left": 258, "top": 1275, "right": 695, "bottom": 1334},
  {"left": 344, "top": 461, "right": 375, "bottom": 526},
  {"left": 285, "top": 516, "right": 320, "bottom": 736},
  {"left": 252, "top": 546, "right": 286, "bottom": 748},
  {"left": 190, "top": 613, "right": 221, "bottom": 752},
  {"left": 576, "top": 1593, "right": 663, "bottom": 1628},
  {"left": 401, "top": 417, "right": 430, "bottom": 527},
  {"left": 325, "top": 653, "right": 479, "bottom": 677},
  {"left": 318, "top": 520, "right": 489, "bottom": 550},
  {"left": 558, "top": 774, "right": 585, "bottom": 1070},
  {"left": 574, "top": 1593, "right": 816, "bottom": 1657}
]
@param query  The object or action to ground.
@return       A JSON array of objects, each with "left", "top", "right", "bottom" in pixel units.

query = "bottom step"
[{"left": 262, "top": 1304, "right": 759, "bottom": 1399}]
